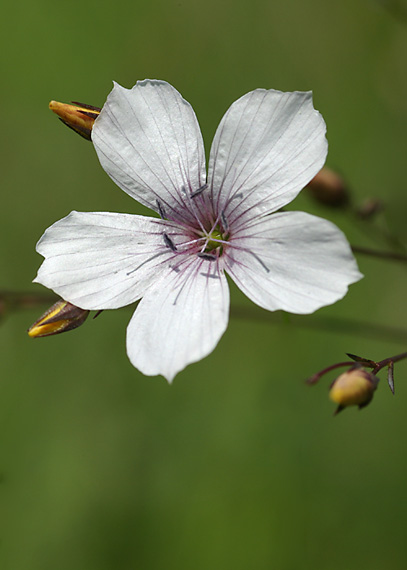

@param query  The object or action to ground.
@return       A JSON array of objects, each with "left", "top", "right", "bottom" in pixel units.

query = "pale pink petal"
[
  {"left": 92, "top": 80, "right": 206, "bottom": 224},
  {"left": 208, "top": 89, "right": 327, "bottom": 227},
  {"left": 34, "top": 211, "right": 182, "bottom": 310},
  {"left": 126, "top": 258, "right": 230, "bottom": 382},
  {"left": 225, "top": 211, "right": 362, "bottom": 314}
]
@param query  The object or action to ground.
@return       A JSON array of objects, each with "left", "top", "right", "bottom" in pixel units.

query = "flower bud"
[
  {"left": 28, "top": 299, "right": 89, "bottom": 338},
  {"left": 49, "top": 100, "right": 100, "bottom": 140},
  {"left": 329, "top": 368, "right": 378, "bottom": 412},
  {"left": 306, "top": 167, "right": 350, "bottom": 207}
]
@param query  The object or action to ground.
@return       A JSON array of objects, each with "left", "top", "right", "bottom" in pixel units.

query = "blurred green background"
[{"left": 2, "top": 0, "right": 407, "bottom": 568}]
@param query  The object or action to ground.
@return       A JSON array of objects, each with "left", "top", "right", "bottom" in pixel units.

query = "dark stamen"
[
  {"left": 230, "top": 192, "right": 243, "bottom": 202},
  {"left": 200, "top": 271, "right": 221, "bottom": 280},
  {"left": 163, "top": 232, "right": 177, "bottom": 251},
  {"left": 191, "top": 183, "right": 208, "bottom": 198},
  {"left": 156, "top": 200, "right": 166, "bottom": 220},
  {"left": 221, "top": 211, "right": 229, "bottom": 232},
  {"left": 197, "top": 252, "right": 217, "bottom": 261},
  {"left": 127, "top": 251, "right": 166, "bottom": 275},
  {"left": 249, "top": 251, "right": 269, "bottom": 273}
]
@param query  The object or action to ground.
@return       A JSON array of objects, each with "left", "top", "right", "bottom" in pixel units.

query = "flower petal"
[
  {"left": 34, "top": 211, "right": 180, "bottom": 310},
  {"left": 92, "top": 80, "right": 206, "bottom": 223},
  {"left": 208, "top": 89, "right": 327, "bottom": 226},
  {"left": 126, "top": 258, "right": 230, "bottom": 382},
  {"left": 224, "top": 211, "right": 362, "bottom": 314}
]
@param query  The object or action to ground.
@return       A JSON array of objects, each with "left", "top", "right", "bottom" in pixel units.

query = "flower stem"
[
  {"left": 0, "top": 290, "right": 58, "bottom": 313},
  {"left": 373, "top": 352, "right": 407, "bottom": 374},
  {"left": 230, "top": 305, "right": 407, "bottom": 344},
  {"left": 351, "top": 245, "right": 407, "bottom": 263},
  {"left": 4, "top": 291, "right": 407, "bottom": 347},
  {"left": 306, "top": 361, "right": 355, "bottom": 385}
]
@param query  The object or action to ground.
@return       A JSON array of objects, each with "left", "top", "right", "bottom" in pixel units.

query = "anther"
[
  {"left": 250, "top": 251, "right": 269, "bottom": 273},
  {"left": 230, "top": 192, "right": 243, "bottom": 202},
  {"left": 221, "top": 211, "right": 229, "bottom": 232},
  {"left": 197, "top": 252, "right": 217, "bottom": 261},
  {"left": 163, "top": 232, "right": 177, "bottom": 251},
  {"left": 191, "top": 183, "right": 208, "bottom": 198},
  {"left": 156, "top": 200, "right": 166, "bottom": 220}
]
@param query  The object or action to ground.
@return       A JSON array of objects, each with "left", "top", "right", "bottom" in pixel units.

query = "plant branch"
[
  {"left": 3, "top": 290, "right": 407, "bottom": 346},
  {"left": 351, "top": 245, "right": 407, "bottom": 263},
  {"left": 230, "top": 305, "right": 407, "bottom": 345}
]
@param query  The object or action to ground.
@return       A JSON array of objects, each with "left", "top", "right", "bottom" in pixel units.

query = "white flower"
[{"left": 34, "top": 80, "right": 362, "bottom": 382}]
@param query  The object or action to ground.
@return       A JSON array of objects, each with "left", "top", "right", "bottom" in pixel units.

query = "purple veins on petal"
[{"left": 35, "top": 80, "right": 361, "bottom": 381}]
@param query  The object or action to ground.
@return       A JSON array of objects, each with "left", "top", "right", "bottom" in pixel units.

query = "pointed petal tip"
[
  {"left": 32, "top": 274, "right": 42, "bottom": 286},
  {"left": 128, "top": 357, "right": 177, "bottom": 384},
  {"left": 164, "top": 373, "right": 175, "bottom": 385},
  {"left": 93, "top": 78, "right": 206, "bottom": 213},
  {"left": 208, "top": 87, "right": 328, "bottom": 219}
]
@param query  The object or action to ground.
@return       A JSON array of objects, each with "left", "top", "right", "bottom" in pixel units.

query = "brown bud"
[
  {"left": 306, "top": 167, "right": 350, "bottom": 207},
  {"left": 28, "top": 299, "right": 89, "bottom": 338},
  {"left": 49, "top": 100, "right": 100, "bottom": 140},
  {"left": 329, "top": 368, "right": 378, "bottom": 413}
]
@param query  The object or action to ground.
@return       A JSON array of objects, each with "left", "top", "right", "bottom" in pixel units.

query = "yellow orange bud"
[
  {"left": 49, "top": 100, "right": 100, "bottom": 140},
  {"left": 329, "top": 368, "right": 378, "bottom": 412},
  {"left": 306, "top": 167, "right": 349, "bottom": 207},
  {"left": 28, "top": 299, "right": 89, "bottom": 338}
]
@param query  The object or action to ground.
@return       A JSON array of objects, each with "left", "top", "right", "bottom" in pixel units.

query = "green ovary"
[{"left": 204, "top": 227, "right": 225, "bottom": 255}]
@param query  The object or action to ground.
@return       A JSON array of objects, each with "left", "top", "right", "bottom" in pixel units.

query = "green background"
[{"left": 2, "top": 0, "right": 407, "bottom": 568}]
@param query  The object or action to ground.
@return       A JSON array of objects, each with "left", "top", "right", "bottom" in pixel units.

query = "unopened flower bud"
[
  {"left": 329, "top": 368, "right": 378, "bottom": 413},
  {"left": 49, "top": 100, "right": 100, "bottom": 140},
  {"left": 306, "top": 167, "right": 350, "bottom": 207},
  {"left": 28, "top": 299, "right": 89, "bottom": 338}
]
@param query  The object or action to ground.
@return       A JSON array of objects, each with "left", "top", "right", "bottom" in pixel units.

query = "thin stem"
[
  {"left": 373, "top": 351, "right": 407, "bottom": 374},
  {"left": 306, "top": 361, "right": 355, "bottom": 385},
  {"left": 353, "top": 210, "right": 407, "bottom": 255},
  {"left": 0, "top": 291, "right": 58, "bottom": 311},
  {"left": 4, "top": 291, "right": 407, "bottom": 347},
  {"left": 230, "top": 305, "right": 407, "bottom": 344},
  {"left": 351, "top": 245, "right": 407, "bottom": 263}
]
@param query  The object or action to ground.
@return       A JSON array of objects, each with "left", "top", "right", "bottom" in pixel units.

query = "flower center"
[
  {"left": 201, "top": 224, "right": 229, "bottom": 257},
  {"left": 205, "top": 227, "right": 223, "bottom": 251}
]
